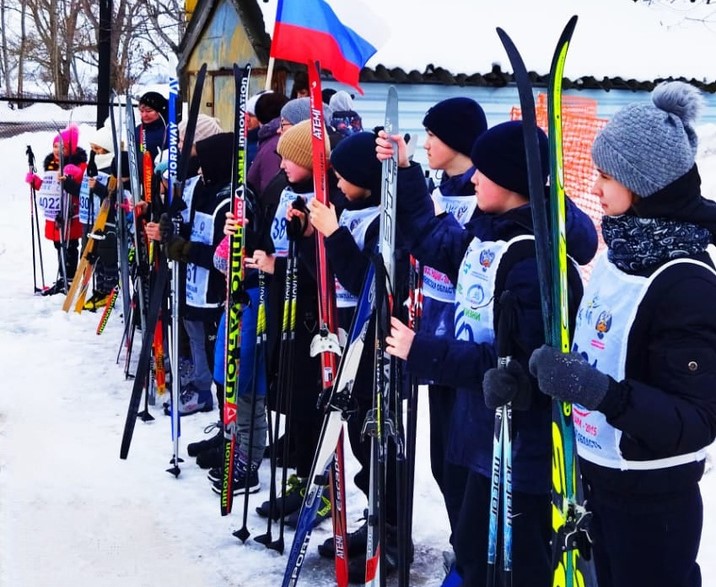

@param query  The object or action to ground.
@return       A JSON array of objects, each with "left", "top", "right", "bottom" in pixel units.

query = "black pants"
[
  {"left": 585, "top": 480, "right": 702, "bottom": 587},
  {"left": 429, "top": 384, "right": 468, "bottom": 541},
  {"left": 54, "top": 239, "right": 79, "bottom": 281},
  {"left": 93, "top": 222, "right": 118, "bottom": 293},
  {"left": 454, "top": 470, "right": 551, "bottom": 587}
]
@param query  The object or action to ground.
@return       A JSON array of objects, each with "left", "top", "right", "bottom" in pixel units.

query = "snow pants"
[
  {"left": 453, "top": 470, "right": 551, "bottom": 587},
  {"left": 428, "top": 383, "right": 468, "bottom": 542},
  {"left": 585, "top": 479, "right": 702, "bottom": 587}
]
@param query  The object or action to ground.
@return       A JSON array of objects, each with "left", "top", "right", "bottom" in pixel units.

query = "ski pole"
[
  {"left": 486, "top": 290, "right": 518, "bottom": 587},
  {"left": 234, "top": 273, "right": 268, "bottom": 542},
  {"left": 26, "top": 145, "right": 47, "bottom": 292},
  {"left": 271, "top": 226, "right": 300, "bottom": 555},
  {"left": 397, "top": 256, "right": 423, "bottom": 587},
  {"left": 255, "top": 232, "right": 298, "bottom": 551}
]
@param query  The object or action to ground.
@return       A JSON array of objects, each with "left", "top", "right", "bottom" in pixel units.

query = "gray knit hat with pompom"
[{"left": 591, "top": 81, "right": 704, "bottom": 197}]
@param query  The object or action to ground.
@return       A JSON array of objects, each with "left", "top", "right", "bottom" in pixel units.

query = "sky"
[
  {"left": 256, "top": 0, "right": 716, "bottom": 82},
  {"left": 2, "top": 93, "right": 716, "bottom": 586}
]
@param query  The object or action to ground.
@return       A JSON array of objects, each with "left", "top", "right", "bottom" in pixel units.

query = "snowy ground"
[{"left": 1, "top": 118, "right": 716, "bottom": 587}]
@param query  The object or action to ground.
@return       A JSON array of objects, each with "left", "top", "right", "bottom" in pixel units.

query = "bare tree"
[{"left": 0, "top": 0, "right": 185, "bottom": 99}]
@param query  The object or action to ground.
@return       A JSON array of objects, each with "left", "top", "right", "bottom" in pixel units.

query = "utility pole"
[{"left": 97, "top": 0, "right": 112, "bottom": 127}]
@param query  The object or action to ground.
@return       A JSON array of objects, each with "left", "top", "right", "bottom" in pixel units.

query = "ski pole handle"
[{"left": 26, "top": 145, "right": 36, "bottom": 172}]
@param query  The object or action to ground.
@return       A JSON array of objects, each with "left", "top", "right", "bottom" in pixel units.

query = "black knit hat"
[
  {"left": 255, "top": 92, "right": 290, "bottom": 125},
  {"left": 470, "top": 120, "right": 549, "bottom": 198},
  {"left": 330, "top": 132, "right": 382, "bottom": 194},
  {"left": 139, "top": 91, "right": 168, "bottom": 118},
  {"left": 422, "top": 97, "right": 488, "bottom": 157}
]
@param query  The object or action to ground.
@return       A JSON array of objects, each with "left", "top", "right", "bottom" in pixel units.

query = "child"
[
  {"left": 328, "top": 90, "right": 363, "bottom": 138},
  {"left": 25, "top": 124, "right": 87, "bottom": 295},
  {"left": 203, "top": 234, "right": 268, "bottom": 495},
  {"left": 83, "top": 123, "right": 119, "bottom": 311},
  {"left": 528, "top": 81, "right": 716, "bottom": 587},
  {"left": 290, "top": 131, "right": 409, "bottom": 580},
  {"left": 244, "top": 119, "right": 332, "bottom": 523},
  {"left": 158, "top": 132, "right": 233, "bottom": 416},
  {"left": 377, "top": 121, "right": 598, "bottom": 587},
  {"left": 135, "top": 91, "right": 168, "bottom": 166},
  {"left": 419, "top": 97, "right": 488, "bottom": 545}
]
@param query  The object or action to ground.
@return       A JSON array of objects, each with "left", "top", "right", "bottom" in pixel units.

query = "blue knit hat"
[
  {"left": 330, "top": 132, "right": 382, "bottom": 193},
  {"left": 422, "top": 97, "right": 487, "bottom": 157},
  {"left": 470, "top": 120, "right": 549, "bottom": 198},
  {"left": 592, "top": 81, "right": 703, "bottom": 198}
]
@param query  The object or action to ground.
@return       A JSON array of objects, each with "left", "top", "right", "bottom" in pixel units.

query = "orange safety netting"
[{"left": 511, "top": 93, "right": 608, "bottom": 281}]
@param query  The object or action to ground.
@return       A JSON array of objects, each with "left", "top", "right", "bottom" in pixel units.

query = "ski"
[
  {"left": 124, "top": 96, "right": 149, "bottom": 337},
  {"left": 119, "top": 67, "right": 206, "bottom": 463},
  {"left": 282, "top": 264, "right": 376, "bottom": 587},
  {"left": 497, "top": 16, "right": 592, "bottom": 587},
  {"left": 62, "top": 197, "right": 112, "bottom": 312},
  {"left": 54, "top": 129, "right": 70, "bottom": 293},
  {"left": 545, "top": 16, "right": 594, "bottom": 587},
  {"left": 166, "top": 63, "right": 208, "bottom": 476},
  {"left": 221, "top": 63, "right": 251, "bottom": 516},
  {"left": 109, "top": 92, "right": 132, "bottom": 347},
  {"left": 364, "top": 85, "right": 400, "bottom": 587},
  {"left": 305, "top": 60, "right": 348, "bottom": 586},
  {"left": 96, "top": 285, "right": 120, "bottom": 335}
]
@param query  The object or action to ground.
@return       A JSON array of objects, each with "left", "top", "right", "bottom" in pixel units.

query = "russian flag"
[{"left": 270, "top": 0, "right": 389, "bottom": 93}]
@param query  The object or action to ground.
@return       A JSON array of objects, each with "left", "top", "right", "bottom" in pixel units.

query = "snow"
[
  {"left": 257, "top": 0, "right": 716, "bottom": 82},
  {"left": 2, "top": 100, "right": 716, "bottom": 587}
]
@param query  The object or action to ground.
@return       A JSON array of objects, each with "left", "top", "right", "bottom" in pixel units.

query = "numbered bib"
[
  {"left": 424, "top": 191, "right": 477, "bottom": 303},
  {"left": 37, "top": 171, "right": 62, "bottom": 220},
  {"left": 272, "top": 188, "right": 315, "bottom": 257}
]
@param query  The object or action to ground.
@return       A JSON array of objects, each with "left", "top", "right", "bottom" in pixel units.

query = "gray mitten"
[
  {"left": 483, "top": 360, "right": 532, "bottom": 410},
  {"left": 528, "top": 345, "right": 610, "bottom": 409}
]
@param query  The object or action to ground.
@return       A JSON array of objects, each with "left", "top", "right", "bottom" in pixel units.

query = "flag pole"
[{"left": 265, "top": 56, "right": 275, "bottom": 91}]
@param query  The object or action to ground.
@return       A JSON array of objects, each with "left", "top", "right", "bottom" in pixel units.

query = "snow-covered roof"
[{"left": 255, "top": 0, "right": 716, "bottom": 86}]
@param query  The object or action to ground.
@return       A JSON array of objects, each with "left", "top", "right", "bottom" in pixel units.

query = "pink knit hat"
[{"left": 54, "top": 123, "right": 80, "bottom": 155}]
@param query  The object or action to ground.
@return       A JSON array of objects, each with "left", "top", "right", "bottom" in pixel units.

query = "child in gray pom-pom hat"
[{"left": 529, "top": 81, "right": 716, "bottom": 587}]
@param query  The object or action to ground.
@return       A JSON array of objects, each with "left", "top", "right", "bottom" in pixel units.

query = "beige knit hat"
[
  {"left": 277, "top": 119, "right": 329, "bottom": 170},
  {"left": 179, "top": 113, "right": 223, "bottom": 144}
]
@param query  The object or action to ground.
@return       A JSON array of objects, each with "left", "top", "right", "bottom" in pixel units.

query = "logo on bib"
[
  {"left": 467, "top": 284, "right": 486, "bottom": 308},
  {"left": 595, "top": 310, "right": 612, "bottom": 339},
  {"left": 479, "top": 248, "right": 495, "bottom": 271}
]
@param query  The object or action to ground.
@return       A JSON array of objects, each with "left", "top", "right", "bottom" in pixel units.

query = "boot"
[
  {"left": 187, "top": 421, "right": 223, "bottom": 457},
  {"left": 255, "top": 474, "right": 305, "bottom": 520},
  {"left": 318, "top": 515, "right": 368, "bottom": 559},
  {"left": 211, "top": 458, "right": 260, "bottom": 496}
]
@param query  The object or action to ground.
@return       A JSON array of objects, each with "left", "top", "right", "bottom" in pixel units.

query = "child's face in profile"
[
  {"left": 592, "top": 169, "right": 635, "bottom": 216},
  {"left": 281, "top": 158, "right": 312, "bottom": 184},
  {"left": 53, "top": 141, "right": 69, "bottom": 160},
  {"left": 335, "top": 172, "right": 369, "bottom": 202},
  {"left": 423, "top": 130, "right": 455, "bottom": 171}
]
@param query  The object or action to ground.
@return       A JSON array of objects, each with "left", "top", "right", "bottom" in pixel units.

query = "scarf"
[{"left": 602, "top": 214, "right": 710, "bottom": 273}]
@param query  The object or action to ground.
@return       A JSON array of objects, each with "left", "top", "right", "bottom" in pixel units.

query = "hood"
[{"left": 196, "top": 132, "right": 234, "bottom": 185}]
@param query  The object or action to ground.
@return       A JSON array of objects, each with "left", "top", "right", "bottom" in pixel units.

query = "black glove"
[
  {"left": 62, "top": 177, "right": 81, "bottom": 196},
  {"left": 528, "top": 345, "right": 610, "bottom": 409},
  {"left": 164, "top": 236, "right": 192, "bottom": 263},
  {"left": 483, "top": 360, "right": 532, "bottom": 410},
  {"left": 159, "top": 213, "right": 175, "bottom": 244}
]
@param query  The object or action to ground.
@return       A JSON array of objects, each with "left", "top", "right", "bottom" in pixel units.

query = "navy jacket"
[
  {"left": 396, "top": 162, "right": 598, "bottom": 494},
  {"left": 581, "top": 169, "right": 716, "bottom": 496},
  {"left": 420, "top": 166, "right": 478, "bottom": 342},
  {"left": 178, "top": 133, "right": 232, "bottom": 322}
]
